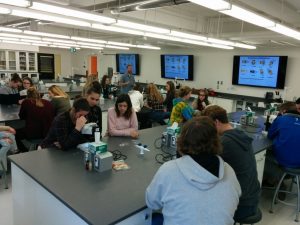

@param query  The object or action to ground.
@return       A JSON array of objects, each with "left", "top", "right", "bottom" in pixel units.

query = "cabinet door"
[
  {"left": 19, "top": 51, "right": 27, "bottom": 71},
  {"left": 28, "top": 52, "right": 37, "bottom": 71},
  {"left": 0, "top": 50, "right": 6, "bottom": 70},
  {"left": 255, "top": 150, "right": 266, "bottom": 185},
  {"left": 8, "top": 51, "right": 16, "bottom": 70}
]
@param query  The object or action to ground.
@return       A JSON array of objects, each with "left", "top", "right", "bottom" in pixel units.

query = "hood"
[
  {"left": 176, "top": 155, "right": 225, "bottom": 190},
  {"left": 223, "top": 129, "right": 253, "bottom": 152},
  {"left": 172, "top": 97, "right": 184, "bottom": 106}
]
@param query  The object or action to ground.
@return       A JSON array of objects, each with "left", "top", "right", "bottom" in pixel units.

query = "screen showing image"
[
  {"left": 232, "top": 55, "right": 288, "bottom": 89},
  {"left": 161, "top": 55, "right": 193, "bottom": 80},
  {"left": 116, "top": 54, "right": 139, "bottom": 75}
]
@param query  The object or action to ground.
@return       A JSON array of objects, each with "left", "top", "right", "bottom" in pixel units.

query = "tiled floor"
[{"left": 0, "top": 173, "right": 299, "bottom": 225}]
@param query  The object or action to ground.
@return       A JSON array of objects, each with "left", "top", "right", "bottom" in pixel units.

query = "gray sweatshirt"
[{"left": 146, "top": 155, "right": 241, "bottom": 225}]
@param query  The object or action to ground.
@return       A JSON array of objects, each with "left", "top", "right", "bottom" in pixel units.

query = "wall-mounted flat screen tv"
[
  {"left": 232, "top": 55, "right": 288, "bottom": 89},
  {"left": 161, "top": 55, "right": 194, "bottom": 80},
  {"left": 116, "top": 54, "right": 140, "bottom": 75}
]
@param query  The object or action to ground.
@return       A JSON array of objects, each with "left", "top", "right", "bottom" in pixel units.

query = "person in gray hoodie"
[
  {"left": 202, "top": 105, "right": 261, "bottom": 221},
  {"left": 146, "top": 117, "right": 241, "bottom": 225}
]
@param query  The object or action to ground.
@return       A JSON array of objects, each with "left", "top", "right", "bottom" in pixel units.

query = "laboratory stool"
[
  {"left": 234, "top": 208, "right": 262, "bottom": 225},
  {"left": 269, "top": 167, "right": 300, "bottom": 222}
]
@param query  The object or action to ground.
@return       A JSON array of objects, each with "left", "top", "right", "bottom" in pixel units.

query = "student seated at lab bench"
[
  {"left": 192, "top": 88, "right": 210, "bottom": 112},
  {"left": 169, "top": 86, "right": 194, "bottom": 124},
  {"left": 48, "top": 85, "right": 71, "bottom": 116},
  {"left": 146, "top": 117, "right": 241, "bottom": 225},
  {"left": 263, "top": 102, "right": 300, "bottom": 186},
  {"left": 101, "top": 74, "right": 116, "bottom": 99},
  {"left": 202, "top": 105, "right": 260, "bottom": 221},
  {"left": 144, "top": 83, "right": 169, "bottom": 125},
  {"left": 40, "top": 98, "right": 90, "bottom": 150},
  {"left": 16, "top": 87, "right": 55, "bottom": 152},
  {"left": 107, "top": 94, "right": 138, "bottom": 138},
  {"left": 84, "top": 86, "right": 102, "bottom": 134},
  {"left": 0, "top": 73, "right": 22, "bottom": 105},
  {"left": 163, "top": 81, "right": 176, "bottom": 113}
]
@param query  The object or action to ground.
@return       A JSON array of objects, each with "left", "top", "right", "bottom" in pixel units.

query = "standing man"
[
  {"left": 119, "top": 64, "right": 135, "bottom": 94},
  {"left": 202, "top": 105, "right": 260, "bottom": 221}
]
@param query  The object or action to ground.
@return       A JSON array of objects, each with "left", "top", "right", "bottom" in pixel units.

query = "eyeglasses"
[
  {"left": 199, "top": 94, "right": 206, "bottom": 97},
  {"left": 23, "top": 82, "right": 31, "bottom": 85}
]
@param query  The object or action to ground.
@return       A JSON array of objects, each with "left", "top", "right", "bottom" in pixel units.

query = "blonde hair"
[
  {"left": 147, "top": 83, "right": 163, "bottom": 102},
  {"left": 48, "top": 85, "right": 68, "bottom": 98},
  {"left": 27, "top": 87, "right": 44, "bottom": 107}
]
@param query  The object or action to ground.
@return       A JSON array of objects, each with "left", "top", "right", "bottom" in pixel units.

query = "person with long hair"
[
  {"left": 164, "top": 81, "right": 176, "bottom": 112},
  {"left": 107, "top": 94, "right": 138, "bottom": 138},
  {"left": 145, "top": 83, "right": 169, "bottom": 125},
  {"left": 48, "top": 85, "right": 71, "bottom": 115},
  {"left": 16, "top": 87, "right": 55, "bottom": 152},
  {"left": 101, "top": 75, "right": 114, "bottom": 99},
  {"left": 82, "top": 75, "right": 98, "bottom": 96},
  {"left": 192, "top": 88, "right": 210, "bottom": 111},
  {"left": 146, "top": 117, "right": 241, "bottom": 225},
  {"left": 18, "top": 77, "right": 35, "bottom": 104}
]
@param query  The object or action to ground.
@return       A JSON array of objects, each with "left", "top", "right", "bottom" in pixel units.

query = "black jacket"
[{"left": 222, "top": 129, "right": 260, "bottom": 207}]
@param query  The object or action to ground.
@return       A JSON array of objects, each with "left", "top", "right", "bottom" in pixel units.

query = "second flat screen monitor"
[
  {"left": 116, "top": 54, "right": 140, "bottom": 75},
  {"left": 161, "top": 55, "right": 194, "bottom": 80}
]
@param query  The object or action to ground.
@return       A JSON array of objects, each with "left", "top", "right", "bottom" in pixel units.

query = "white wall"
[{"left": 40, "top": 46, "right": 300, "bottom": 101}]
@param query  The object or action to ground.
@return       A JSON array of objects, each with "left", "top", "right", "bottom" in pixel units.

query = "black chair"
[
  {"left": 269, "top": 167, "right": 300, "bottom": 222},
  {"left": 234, "top": 208, "right": 262, "bottom": 225}
]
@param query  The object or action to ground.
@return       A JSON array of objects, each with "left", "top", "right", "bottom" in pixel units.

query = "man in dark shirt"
[
  {"left": 119, "top": 64, "right": 135, "bottom": 94},
  {"left": 40, "top": 98, "right": 90, "bottom": 150},
  {"left": 202, "top": 105, "right": 260, "bottom": 221}
]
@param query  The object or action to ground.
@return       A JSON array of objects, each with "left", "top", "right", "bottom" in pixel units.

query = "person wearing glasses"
[
  {"left": 19, "top": 77, "right": 35, "bottom": 104},
  {"left": 192, "top": 88, "right": 210, "bottom": 112}
]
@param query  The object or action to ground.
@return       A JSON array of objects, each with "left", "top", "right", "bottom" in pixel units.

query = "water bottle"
[{"left": 94, "top": 127, "right": 101, "bottom": 143}]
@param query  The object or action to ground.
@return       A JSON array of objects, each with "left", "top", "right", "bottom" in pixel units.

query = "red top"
[{"left": 19, "top": 99, "right": 55, "bottom": 139}]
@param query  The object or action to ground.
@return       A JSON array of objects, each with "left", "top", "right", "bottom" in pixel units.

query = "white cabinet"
[
  {"left": 255, "top": 149, "right": 266, "bottom": 185},
  {"left": 208, "top": 96, "right": 236, "bottom": 113},
  {"left": 0, "top": 50, "right": 37, "bottom": 72}
]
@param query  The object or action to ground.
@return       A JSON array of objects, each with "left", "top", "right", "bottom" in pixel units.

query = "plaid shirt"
[
  {"left": 40, "top": 111, "right": 89, "bottom": 150},
  {"left": 147, "top": 97, "right": 164, "bottom": 111}
]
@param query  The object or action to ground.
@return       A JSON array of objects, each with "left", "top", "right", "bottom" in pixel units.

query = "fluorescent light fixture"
[
  {"left": 220, "top": 5, "right": 275, "bottom": 28},
  {"left": 135, "top": 45, "right": 161, "bottom": 50},
  {"left": 0, "top": 0, "right": 30, "bottom": 7},
  {"left": 107, "top": 41, "right": 135, "bottom": 47},
  {"left": 189, "top": 0, "right": 231, "bottom": 11},
  {"left": 76, "top": 42, "right": 105, "bottom": 47},
  {"left": 0, "top": 26, "right": 22, "bottom": 33},
  {"left": 2, "top": 40, "right": 30, "bottom": 45},
  {"left": 71, "top": 36, "right": 106, "bottom": 44},
  {"left": 268, "top": 23, "right": 300, "bottom": 40},
  {"left": 11, "top": 9, "right": 91, "bottom": 27},
  {"left": 24, "top": 30, "right": 70, "bottom": 39},
  {"left": 169, "top": 30, "right": 207, "bottom": 41},
  {"left": 30, "top": 2, "right": 116, "bottom": 24},
  {"left": 115, "top": 20, "right": 170, "bottom": 34},
  {"left": 0, "top": 33, "right": 41, "bottom": 40},
  {"left": 92, "top": 23, "right": 145, "bottom": 36},
  {"left": 210, "top": 44, "right": 234, "bottom": 49},
  {"left": 53, "top": 42, "right": 80, "bottom": 47},
  {"left": 207, "top": 38, "right": 234, "bottom": 45},
  {"left": 0, "top": 7, "right": 10, "bottom": 14},
  {"left": 31, "top": 43, "right": 48, "bottom": 47},
  {"left": 49, "top": 45, "right": 71, "bottom": 49},
  {"left": 20, "top": 39, "right": 52, "bottom": 45},
  {"left": 42, "top": 38, "right": 76, "bottom": 44},
  {"left": 233, "top": 43, "right": 256, "bottom": 49},
  {"left": 104, "top": 45, "right": 129, "bottom": 50},
  {"left": 79, "top": 45, "right": 104, "bottom": 50},
  {"left": 0, "top": 37, "right": 19, "bottom": 41},
  {"left": 145, "top": 32, "right": 182, "bottom": 42}
]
